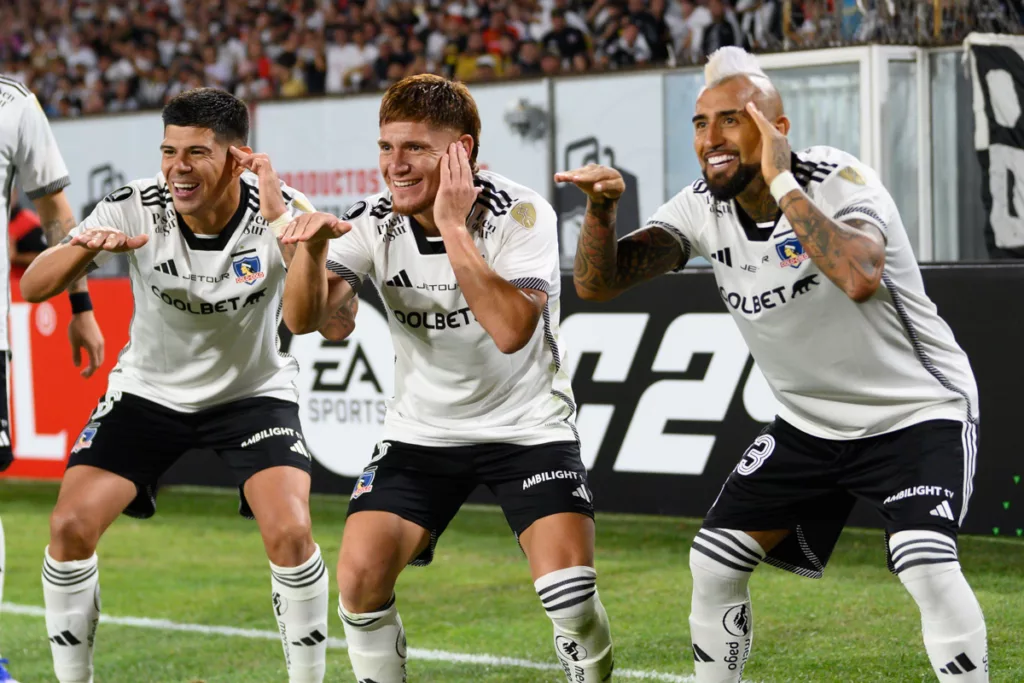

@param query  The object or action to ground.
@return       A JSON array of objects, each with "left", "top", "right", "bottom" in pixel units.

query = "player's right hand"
[
  {"left": 554, "top": 164, "right": 625, "bottom": 203},
  {"left": 70, "top": 228, "right": 149, "bottom": 252},
  {"left": 279, "top": 212, "right": 352, "bottom": 245}
]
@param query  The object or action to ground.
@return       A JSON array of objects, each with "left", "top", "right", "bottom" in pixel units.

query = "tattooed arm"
[
  {"left": 34, "top": 191, "right": 89, "bottom": 293},
  {"left": 573, "top": 198, "right": 685, "bottom": 301},
  {"left": 556, "top": 164, "right": 687, "bottom": 302},
  {"left": 778, "top": 193, "right": 885, "bottom": 302}
]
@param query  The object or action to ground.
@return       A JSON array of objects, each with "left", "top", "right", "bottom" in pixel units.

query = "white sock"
[
  {"left": 339, "top": 594, "right": 408, "bottom": 683},
  {"left": 689, "top": 528, "right": 765, "bottom": 683},
  {"left": 42, "top": 547, "right": 100, "bottom": 683},
  {"left": 270, "top": 544, "right": 329, "bottom": 683},
  {"left": 892, "top": 531, "right": 989, "bottom": 681},
  {"left": 535, "top": 566, "right": 614, "bottom": 683}
]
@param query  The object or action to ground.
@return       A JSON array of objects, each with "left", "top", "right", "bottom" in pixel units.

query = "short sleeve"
[
  {"left": 816, "top": 163, "right": 896, "bottom": 239},
  {"left": 65, "top": 187, "right": 137, "bottom": 268},
  {"left": 326, "top": 201, "right": 375, "bottom": 292},
  {"left": 14, "top": 96, "right": 70, "bottom": 200},
  {"left": 491, "top": 199, "right": 558, "bottom": 293},
  {"left": 637, "top": 185, "right": 705, "bottom": 270}
]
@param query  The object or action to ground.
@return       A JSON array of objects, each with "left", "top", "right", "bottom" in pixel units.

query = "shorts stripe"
[{"left": 960, "top": 422, "right": 978, "bottom": 526}]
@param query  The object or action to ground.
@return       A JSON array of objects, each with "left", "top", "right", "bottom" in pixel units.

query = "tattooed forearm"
[
  {"left": 573, "top": 199, "right": 683, "bottom": 299},
  {"left": 318, "top": 297, "right": 358, "bottom": 341},
  {"left": 778, "top": 192, "right": 885, "bottom": 302},
  {"left": 44, "top": 217, "right": 90, "bottom": 293}
]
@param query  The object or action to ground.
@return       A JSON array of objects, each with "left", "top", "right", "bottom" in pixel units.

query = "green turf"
[{"left": 1, "top": 480, "right": 1021, "bottom": 682}]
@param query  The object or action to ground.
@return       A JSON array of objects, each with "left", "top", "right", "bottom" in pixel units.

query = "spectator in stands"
[
  {"left": 517, "top": 40, "right": 544, "bottom": 77},
  {"left": 4, "top": 0, "right": 1021, "bottom": 119},
  {"left": 606, "top": 18, "right": 654, "bottom": 68},
  {"left": 542, "top": 9, "right": 589, "bottom": 65},
  {"left": 702, "top": 0, "right": 743, "bottom": 56}
]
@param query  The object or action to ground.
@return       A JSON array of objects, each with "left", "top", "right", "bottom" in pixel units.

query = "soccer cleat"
[{"left": 0, "top": 657, "right": 20, "bottom": 683}]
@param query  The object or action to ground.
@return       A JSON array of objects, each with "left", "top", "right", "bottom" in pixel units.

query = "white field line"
[{"left": 3, "top": 602, "right": 696, "bottom": 682}]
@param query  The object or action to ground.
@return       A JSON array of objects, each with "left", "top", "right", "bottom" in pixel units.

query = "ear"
[
  {"left": 775, "top": 116, "right": 791, "bottom": 137},
  {"left": 230, "top": 144, "right": 253, "bottom": 178},
  {"left": 458, "top": 134, "right": 474, "bottom": 160}
]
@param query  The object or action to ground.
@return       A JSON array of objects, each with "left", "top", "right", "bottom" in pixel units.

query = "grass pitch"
[{"left": 1, "top": 480, "right": 1022, "bottom": 682}]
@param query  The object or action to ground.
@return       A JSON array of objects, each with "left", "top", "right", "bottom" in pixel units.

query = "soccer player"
[
  {"left": 19, "top": 88, "right": 330, "bottom": 683},
  {"left": 563, "top": 47, "right": 987, "bottom": 683},
  {"left": 281, "top": 74, "right": 614, "bottom": 683},
  {"left": 0, "top": 75, "right": 106, "bottom": 683}
]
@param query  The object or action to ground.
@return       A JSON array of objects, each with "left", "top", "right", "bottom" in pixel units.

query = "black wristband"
[{"left": 69, "top": 291, "right": 93, "bottom": 314}]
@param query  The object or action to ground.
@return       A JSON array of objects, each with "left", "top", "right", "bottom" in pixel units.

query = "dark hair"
[
  {"left": 162, "top": 87, "right": 249, "bottom": 144},
  {"left": 379, "top": 74, "right": 481, "bottom": 171}
]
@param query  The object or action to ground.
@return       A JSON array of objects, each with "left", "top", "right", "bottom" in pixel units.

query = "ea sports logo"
[{"left": 291, "top": 302, "right": 394, "bottom": 476}]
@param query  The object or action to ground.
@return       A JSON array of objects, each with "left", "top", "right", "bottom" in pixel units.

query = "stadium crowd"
[{"left": 0, "top": 0, "right": 1021, "bottom": 118}]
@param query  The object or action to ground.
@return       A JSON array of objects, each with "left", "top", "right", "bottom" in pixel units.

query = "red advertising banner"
[{"left": 1, "top": 277, "right": 133, "bottom": 481}]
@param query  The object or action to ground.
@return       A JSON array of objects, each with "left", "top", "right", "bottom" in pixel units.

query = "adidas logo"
[
  {"left": 710, "top": 248, "right": 732, "bottom": 267},
  {"left": 49, "top": 630, "right": 82, "bottom": 646},
  {"left": 692, "top": 643, "right": 715, "bottom": 663},
  {"left": 154, "top": 259, "right": 178, "bottom": 276},
  {"left": 385, "top": 270, "right": 413, "bottom": 287},
  {"left": 939, "top": 652, "right": 977, "bottom": 674},
  {"left": 571, "top": 485, "right": 592, "bottom": 503},
  {"left": 0, "top": 430, "right": 9, "bottom": 447},
  {"left": 930, "top": 500, "right": 955, "bottom": 521},
  {"left": 290, "top": 629, "right": 326, "bottom": 647},
  {"left": 290, "top": 440, "right": 311, "bottom": 459}
]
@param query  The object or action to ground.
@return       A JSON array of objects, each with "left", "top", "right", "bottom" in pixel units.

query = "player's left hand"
[
  {"left": 745, "top": 102, "right": 791, "bottom": 185},
  {"left": 279, "top": 211, "right": 352, "bottom": 244},
  {"left": 230, "top": 146, "right": 287, "bottom": 224},
  {"left": 68, "top": 309, "right": 105, "bottom": 378},
  {"left": 434, "top": 142, "right": 481, "bottom": 234}
]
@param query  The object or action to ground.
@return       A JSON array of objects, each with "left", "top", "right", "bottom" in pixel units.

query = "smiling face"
[
  {"left": 378, "top": 121, "right": 473, "bottom": 216},
  {"left": 377, "top": 74, "right": 482, "bottom": 217},
  {"left": 160, "top": 125, "right": 240, "bottom": 216},
  {"left": 693, "top": 76, "right": 779, "bottom": 201}
]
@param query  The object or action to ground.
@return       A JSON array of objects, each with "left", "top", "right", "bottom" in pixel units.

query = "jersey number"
[{"left": 736, "top": 435, "right": 776, "bottom": 476}]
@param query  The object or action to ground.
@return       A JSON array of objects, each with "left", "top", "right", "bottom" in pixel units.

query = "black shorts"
[
  {"left": 347, "top": 439, "right": 595, "bottom": 566},
  {"left": 704, "top": 417, "right": 978, "bottom": 578},
  {"left": 67, "top": 391, "right": 313, "bottom": 519},
  {"left": 0, "top": 352, "right": 11, "bottom": 471}
]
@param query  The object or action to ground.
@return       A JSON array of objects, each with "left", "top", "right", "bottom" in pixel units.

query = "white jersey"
[
  {"left": 67, "top": 172, "right": 314, "bottom": 412},
  {"left": 326, "top": 170, "right": 576, "bottom": 447},
  {"left": 648, "top": 146, "right": 978, "bottom": 439},
  {"left": 0, "top": 78, "right": 71, "bottom": 350}
]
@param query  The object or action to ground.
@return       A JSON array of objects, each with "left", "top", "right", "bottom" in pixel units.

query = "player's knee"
[
  {"left": 535, "top": 566, "right": 603, "bottom": 630},
  {"left": 689, "top": 528, "right": 764, "bottom": 602},
  {"left": 262, "top": 516, "right": 314, "bottom": 567},
  {"left": 336, "top": 558, "right": 395, "bottom": 613},
  {"left": 891, "top": 530, "right": 963, "bottom": 605},
  {"left": 48, "top": 508, "right": 101, "bottom": 560}
]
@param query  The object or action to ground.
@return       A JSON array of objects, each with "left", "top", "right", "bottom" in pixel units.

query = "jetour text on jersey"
[{"left": 150, "top": 285, "right": 267, "bottom": 315}]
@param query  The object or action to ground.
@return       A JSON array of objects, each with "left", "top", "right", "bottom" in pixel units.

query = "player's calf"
[
  {"left": 688, "top": 528, "right": 766, "bottom": 683},
  {"left": 270, "top": 544, "right": 329, "bottom": 683},
  {"left": 338, "top": 594, "right": 407, "bottom": 683},
  {"left": 536, "top": 566, "right": 613, "bottom": 683},
  {"left": 41, "top": 547, "right": 100, "bottom": 683},
  {"left": 891, "top": 530, "right": 989, "bottom": 682}
]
